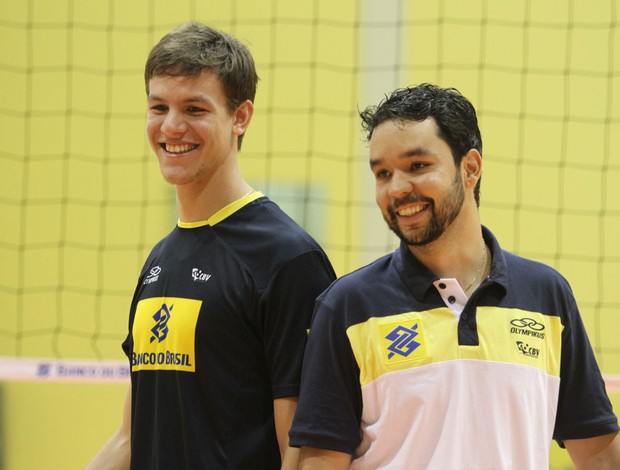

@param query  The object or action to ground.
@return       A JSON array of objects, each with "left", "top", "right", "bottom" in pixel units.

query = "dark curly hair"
[{"left": 360, "top": 84, "right": 482, "bottom": 206}]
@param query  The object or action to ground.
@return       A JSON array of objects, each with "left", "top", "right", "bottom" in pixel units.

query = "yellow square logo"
[
  {"left": 379, "top": 319, "right": 428, "bottom": 365},
  {"left": 131, "top": 297, "right": 202, "bottom": 372}
]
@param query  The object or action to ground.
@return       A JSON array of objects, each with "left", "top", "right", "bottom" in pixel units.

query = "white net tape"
[
  {"left": 0, "top": 357, "right": 618, "bottom": 394},
  {"left": 0, "top": 356, "right": 129, "bottom": 384}
]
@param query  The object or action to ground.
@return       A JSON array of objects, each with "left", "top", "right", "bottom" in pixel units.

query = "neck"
[
  {"left": 410, "top": 211, "right": 488, "bottom": 291},
  {"left": 175, "top": 167, "right": 253, "bottom": 223},
  {"left": 462, "top": 238, "right": 488, "bottom": 294}
]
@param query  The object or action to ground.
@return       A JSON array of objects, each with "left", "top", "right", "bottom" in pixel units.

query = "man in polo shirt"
[{"left": 289, "top": 83, "right": 620, "bottom": 469}]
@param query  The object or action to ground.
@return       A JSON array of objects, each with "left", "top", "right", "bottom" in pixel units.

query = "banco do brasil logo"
[
  {"left": 150, "top": 303, "right": 173, "bottom": 343},
  {"left": 385, "top": 324, "right": 422, "bottom": 359}
]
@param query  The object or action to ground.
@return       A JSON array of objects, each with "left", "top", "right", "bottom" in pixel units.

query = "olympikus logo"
[
  {"left": 510, "top": 317, "right": 545, "bottom": 339},
  {"left": 192, "top": 268, "right": 212, "bottom": 283},
  {"left": 143, "top": 266, "right": 161, "bottom": 285},
  {"left": 385, "top": 324, "right": 422, "bottom": 359}
]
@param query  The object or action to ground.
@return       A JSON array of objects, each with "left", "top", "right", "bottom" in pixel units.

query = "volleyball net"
[{"left": 1, "top": 1, "right": 619, "bottom": 394}]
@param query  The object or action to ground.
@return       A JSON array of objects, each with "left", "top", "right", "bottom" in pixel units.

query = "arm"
[
  {"left": 85, "top": 386, "right": 132, "bottom": 470},
  {"left": 274, "top": 397, "right": 300, "bottom": 470},
  {"left": 298, "top": 446, "right": 351, "bottom": 470},
  {"left": 565, "top": 431, "right": 620, "bottom": 470}
]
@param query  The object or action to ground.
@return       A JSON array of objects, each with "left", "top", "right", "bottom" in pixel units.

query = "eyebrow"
[
  {"left": 147, "top": 94, "right": 214, "bottom": 105},
  {"left": 369, "top": 147, "right": 432, "bottom": 168}
]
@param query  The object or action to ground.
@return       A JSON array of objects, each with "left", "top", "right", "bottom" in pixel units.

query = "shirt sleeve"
[
  {"left": 260, "top": 249, "right": 336, "bottom": 399},
  {"left": 553, "top": 292, "right": 619, "bottom": 445},
  {"left": 289, "top": 292, "right": 364, "bottom": 454}
]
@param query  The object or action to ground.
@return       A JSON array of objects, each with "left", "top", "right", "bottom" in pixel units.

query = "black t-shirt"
[{"left": 123, "top": 194, "right": 336, "bottom": 469}]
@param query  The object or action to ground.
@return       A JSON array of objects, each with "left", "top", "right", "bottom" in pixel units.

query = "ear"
[
  {"left": 461, "top": 149, "right": 482, "bottom": 188},
  {"left": 232, "top": 100, "right": 254, "bottom": 136}
]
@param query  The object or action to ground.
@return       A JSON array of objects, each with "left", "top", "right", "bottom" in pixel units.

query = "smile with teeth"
[
  {"left": 396, "top": 204, "right": 426, "bottom": 217},
  {"left": 163, "top": 143, "right": 199, "bottom": 153}
]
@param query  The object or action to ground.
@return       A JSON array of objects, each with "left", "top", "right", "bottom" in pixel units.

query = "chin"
[{"left": 160, "top": 168, "right": 190, "bottom": 186}]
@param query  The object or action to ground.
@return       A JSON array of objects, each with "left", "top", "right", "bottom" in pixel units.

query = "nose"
[
  {"left": 160, "top": 110, "right": 187, "bottom": 136},
  {"left": 387, "top": 169, "right": 413, "bottom": 199}
]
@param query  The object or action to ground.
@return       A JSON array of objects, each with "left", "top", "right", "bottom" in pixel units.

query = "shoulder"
[
  {"left": 138, "top": 227, "right": 177, "bottom": 273},
  {"left": 496, "top": 249, "right": 578, "bottom": 319},
  {"left": 486, "top": 226, "right": 569, "bottom": 290},
  {"left": 214, "top": 196, "right": 334, "bottom": 283},
  {"left": 317, "top": 252, "right": 395, "bottom": 304},
  {"left": 221, "top": 196, "right": 323, "bottom": 250},
  {"left": 503, "top": 250, "right": 571, "bottom": 289}
]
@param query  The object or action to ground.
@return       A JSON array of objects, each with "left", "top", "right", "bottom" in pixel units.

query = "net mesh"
[{"left": 1, "top": 0, "right": 619, "bottom": 378}]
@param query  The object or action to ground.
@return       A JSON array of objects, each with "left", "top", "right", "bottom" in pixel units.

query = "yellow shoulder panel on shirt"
[{"left": 346, "top": 307, "right": 563, "bottom": 386}]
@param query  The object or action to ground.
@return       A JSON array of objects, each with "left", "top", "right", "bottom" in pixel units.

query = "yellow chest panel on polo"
[{"left": 347, "top": 306, "right": 563, "bottom": 386}]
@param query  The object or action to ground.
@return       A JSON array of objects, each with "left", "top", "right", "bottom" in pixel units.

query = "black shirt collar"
[{"left": 393, "top": 225, "right": 509, "bottom": 302}]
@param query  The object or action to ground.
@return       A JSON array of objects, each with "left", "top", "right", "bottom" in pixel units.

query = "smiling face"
[
  {"left": 146, "top": 71, "right": 250, "bottom": 188},
  {"left": 370, "top": 118, "right": 467, "bottom": 246}
]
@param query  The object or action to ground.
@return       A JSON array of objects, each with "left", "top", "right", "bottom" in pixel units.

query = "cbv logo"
[
  {"left": 516, "top": 341, "right": 539, "bottom": 358},
  {"left": 192, "top": 268, "right": 212, "bottom": 283}
]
